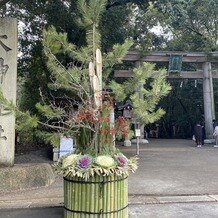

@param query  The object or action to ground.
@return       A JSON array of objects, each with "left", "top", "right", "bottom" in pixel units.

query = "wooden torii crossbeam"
[
  {"left": 122, "top": 51, "right": 218, "bottom": 62},
  {"left": 115, "top": 51, "right": 218, "bottom": 79},
  {"left": 115, "top": 51, "right": 218, "bottom": 139},
  {"left": 114, "top": 69, "right": 218, "bottom": 79}
]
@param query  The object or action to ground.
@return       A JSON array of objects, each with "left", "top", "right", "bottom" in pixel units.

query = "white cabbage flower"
[
  {"left": 62, "top": 154, "right": 80, "bottom": 168},
  {"left": 95, "top": 155, "right": 115, "bottom": 168}
]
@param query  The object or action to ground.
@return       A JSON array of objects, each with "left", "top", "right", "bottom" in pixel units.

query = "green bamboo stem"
[
  {"left": 114, "top": 175, "right": 117, "bottom": 217},
  {"left": 87, "top": 181, "right": 90, "bottom": 217},
  {"left": 99, "top": 175, "right": 103, "bottom": 214},
  {"left": 91, "top": 176, "right": 94, "bottom": 217},
  {"left": 118, "top": 178, "right": 121, "bottom": 218},
  {"left": 77, "top": 178, "right": 81, "bottom": 213},
  {"left": 107, "top": 176, "right": 110, "bottom": 218},
  {"left": 124, "top": 179, "right": 128, "bottom": 217},
  {"left": 81, "top": 179, "right": 86, "bottom": 214},
  {"left": 121, "top": 178, "right": 123, "bottom": 218},
  {"left": 110, "top": 175, "right": 114, "bottom": 218},
  {"left": 95, "top": 175, "right": 99, "bottom": 214},
  {"left": 67, "top": 180, "right": 71, "bottom": 218},
  {"left": 64, "top": 178, "right": 67, "bottom": 218},
  {"left": 74, "top": 177, "right": 79, "bottom": 218},
  {"left": 64, "top": 175, "right": 128, "bottom": 218}
]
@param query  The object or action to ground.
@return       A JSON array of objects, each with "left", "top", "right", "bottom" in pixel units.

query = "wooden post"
[
  {"left": 110, "top": 104, "right": 116, "bottom": 150},
  {"left": 203, "top": 62, "right": 214, "bottom": 139},
  {"left": 0, "top": 18, "right": 17, "bottom": 166},
  {"left": 135, "top": 61, "right": 144, "bottom": 139}
]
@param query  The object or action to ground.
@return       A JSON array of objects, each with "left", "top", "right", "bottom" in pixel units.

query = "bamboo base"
[{"left": 64, "top": 175, "right": 128, "bottom": 218}]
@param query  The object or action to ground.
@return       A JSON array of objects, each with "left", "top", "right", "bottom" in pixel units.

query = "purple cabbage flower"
[
  {"left": 76, "top": 155, "right": 92, "bottom": 169},
  {"left": 116, "top": 155, "right": 128, "bottom": 167}
]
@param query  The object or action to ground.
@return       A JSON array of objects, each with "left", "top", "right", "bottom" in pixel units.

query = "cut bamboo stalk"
[
  {"left": 93, "top": 74, "right": 101, "bottom": 108},
  {"left": 81, "top": 179, "right": 86, "bottom": 213},
  {"left": 89, "top": 62, "right": 95, "bottom": 90},
  {"left": 68, "top": 180, "right": 71, "bottom": 217},
  {"left": 64, "top": 179, "right": 67, "bottom": 217},
  {"left": 75, "top": 177, "right": 79, "bottom": 214},
  {"left": 84, "top": 181, "right": 87, "bottom": 218},
  {"left": 102, "top": 176, "right": 105, "bottom": 218},
  {"left": 90, "top": 179, "right": 94, "bottom": 217},
  {"left": 98, "top": 175, "right": 103, "bottom": 215},
  {"left": 96, "top": 48, "right": 102, "bottom": 104},
  {"left": 64, "top": 175, "right": 128, "bottom": 218},
  {"left": 114, "top": 175, "right": 117, "bottom": 218},
  {"left": 121, "top": 178, "right": 123, "bottom": 218},
  {"left": 125, "top": 178, "right": 128, "bottom": 217},
  {"left": 77, "top": 178, "right": 81, "bottom": 214},
  {"left": 90, "top": 180, "right": 92, "bottom": 217},
  {"left": 71, "top": 179, "right": 74, "bottom": 216},
  {"left": 110, "top": 175, "right": 114, "bottom": 218},
  {"left": 96, "top": 49, "right": 102, "bottom": 79},
  {"left": 86, "top": 180, "right": 90, "bottom": 217},
  {"left": 118, "top": 177, "right": 121, "bottom": 217},
  {"left": 94, "top": 175, "right": 98, "bottom": 215},
  {"left": 105, "top": 176, "right": 109, "bottom": 218},
  {"left": 121, "top": 178, "right": 123, "bottom": 216}
]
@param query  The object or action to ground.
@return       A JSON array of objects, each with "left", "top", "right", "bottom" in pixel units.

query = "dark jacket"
[{"left": 194, "top": 124, "right": 203, "bottom": 142}]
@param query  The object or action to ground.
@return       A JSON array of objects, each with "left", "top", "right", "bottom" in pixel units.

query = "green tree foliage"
[
  {"left": 154, "top": 0, "right": 218, "bottom": 52},
  {"left": 145, "top": 0, "right": 218, "bottom": 138},
  {"left": 111, "top": 62, "right": 171, "bottom": 124},
  {"left": 36, "top": 0, "right": 134, "bottom": 148},
  {"left": 0, "top": 0, "right": 151, "bottom": 58},
  {"left": 13, "top": 0, "right": 169, "bottom": 148},
  {"left": 1, "top": 0, "right": 155, "bottom": 118},
  {"left": 159, "top": 79, "right": 203, "bottom": 138}
]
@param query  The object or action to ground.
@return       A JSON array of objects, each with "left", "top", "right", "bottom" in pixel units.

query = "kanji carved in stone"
[
  {"left": 0, "top": 58, "right": 9, "bottom": 84},
  {"left": 0, "top": 125, "right": 7, "bottom": 140},
  {"left": 0, "top": 35, "right": 12, "bottom": 52}
]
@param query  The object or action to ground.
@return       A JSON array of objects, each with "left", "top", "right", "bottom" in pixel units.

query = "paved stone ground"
[
  {"left": 119, "top": 139, "right": 218, "bottom": 196},
  {"left": 1, "top": 139, "right": 218, "bottom": 217},
  {"left": 8, "top": 138, "right": 218, "bottom": 197},
  {"left": 2, "top": 203, "right": 218, "bottom": 218},
  {"left": 128, "top": 202, "right": 218, "bottom": 218}
]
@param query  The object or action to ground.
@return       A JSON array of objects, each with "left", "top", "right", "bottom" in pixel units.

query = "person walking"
[
  {"left": 201, "top": 122, "right": 206, "bottom": 145},
  {"left": 213, "top": 123, "right": 218, "bottom": 148},
  {"left": 194, "top": 122, "right": 203, "bottom": 147}
]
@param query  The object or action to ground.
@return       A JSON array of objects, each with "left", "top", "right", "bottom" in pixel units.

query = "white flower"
[
  {"left": 62, "top": 154, "right": 80, "bottom": 168},
  {"left": 95, "top": 155, "right": 115, "bottom": 168}
]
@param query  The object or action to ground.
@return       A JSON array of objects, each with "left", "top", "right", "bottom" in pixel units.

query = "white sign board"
[
  {"left": 59, "top": 136, "right": 74, "bottom": 158},
  {"left": 135, "top": 129, "right": 141, "bottom": 137}
]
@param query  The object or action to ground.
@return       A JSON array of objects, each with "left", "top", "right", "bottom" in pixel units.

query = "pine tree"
[
  {"left": 111, "top": 62, "right": 171, "bottom": 124},
  {"left": 37, "top": 0, "right": 133, "bottom": 152},
  {"left": 0, "top": 0, "right": 171, "bottom": 153}
]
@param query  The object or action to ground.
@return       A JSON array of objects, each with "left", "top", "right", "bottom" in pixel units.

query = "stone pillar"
[
  {"left": 0, "top": 18, "right": 17, "bottom": 166},
  {"left": 208, "top": 63, "right": 215, "bottom": 120},
  {"left": 202, "top": 62, "right": 213, "bottom": 139}
]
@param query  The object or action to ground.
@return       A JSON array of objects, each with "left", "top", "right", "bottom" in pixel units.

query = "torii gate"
[{"left": 114, "top": 51, "right": 218, "bottom": 139}]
